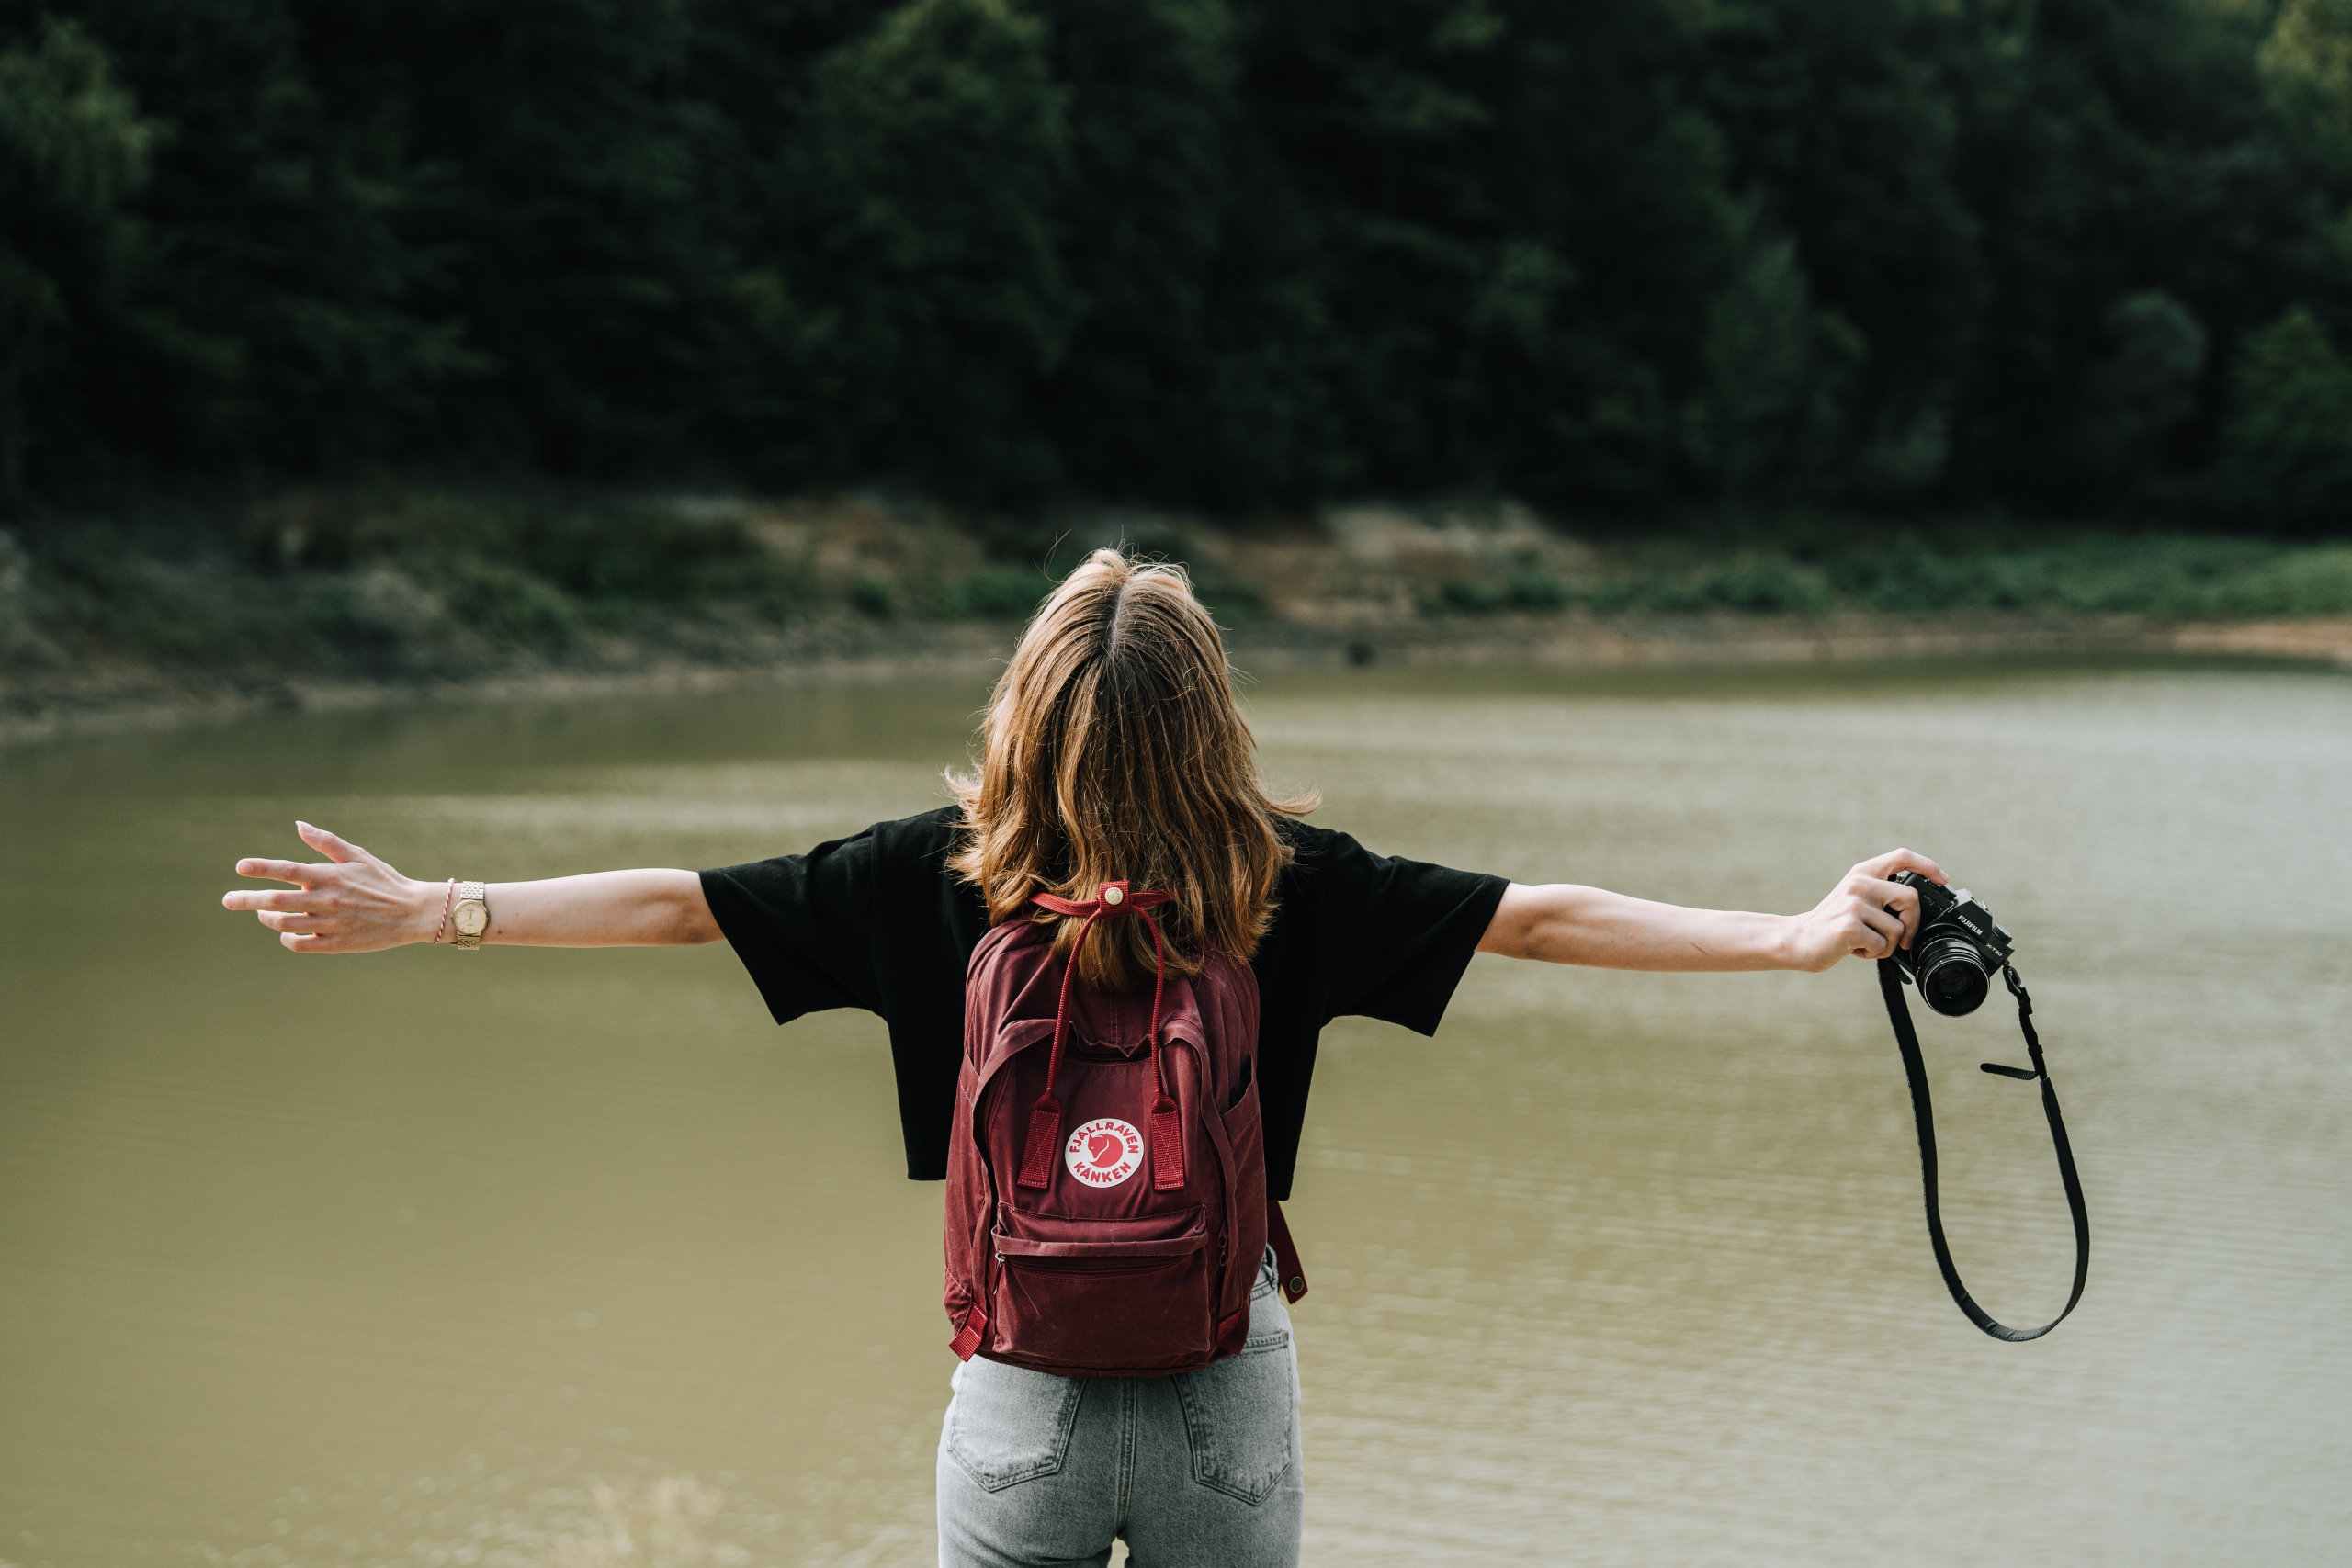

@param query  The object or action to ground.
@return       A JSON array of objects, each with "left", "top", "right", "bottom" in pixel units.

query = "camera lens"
[{"left": 1915, "top": 936, "right": 1991, "bottom": 1017}]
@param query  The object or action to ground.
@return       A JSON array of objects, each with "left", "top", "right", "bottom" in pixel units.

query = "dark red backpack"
[{"left": 944, "top": 881, "right": 1304, "bottom": 1376}]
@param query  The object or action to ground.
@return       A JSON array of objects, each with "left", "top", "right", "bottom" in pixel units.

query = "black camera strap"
[{"left": 1876, "top": 958, "right": 2089, "bottom": 1341}]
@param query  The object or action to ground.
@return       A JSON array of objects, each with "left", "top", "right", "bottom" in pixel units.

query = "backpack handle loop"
[{"left": 1019, "top": 882, "right": 1185, "bottom": 1190}]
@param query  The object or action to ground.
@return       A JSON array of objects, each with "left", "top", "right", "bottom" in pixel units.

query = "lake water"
[{"left": 3, "top": 660, "right": 2348, "bottom": 1566}]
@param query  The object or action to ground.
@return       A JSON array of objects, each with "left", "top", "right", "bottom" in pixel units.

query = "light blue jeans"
[{"left": 936, "top": 1248, "right": 1305, "bottom": 1568}]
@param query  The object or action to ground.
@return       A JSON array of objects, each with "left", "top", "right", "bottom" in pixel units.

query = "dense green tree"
[
  {"left": 1685, "top": 221, "right": 1867, "bottom": 503},
  {"left": 2075, "top": 288, "right": 2210, "bottom": 487},
  {"left": 40, "top": 0, "right": 466, "bottom": 474},
  {"left": 1696, "top": 0, "right": 1980, "bottom": 499},
  {"left": 1024, "top": 0, "right": 1238, "bottom": 500},
  {"left": 792, "top": 0, "right": 1073, "bottom": 496},
  {"left": 0, "top": 19, "right": 151, "bottom": 493},
  {"left": 2262, "top": 0, "right": 2352, "bottom": 177},
  {"left": 1211, "top": 0, "right": 1742, "bottom": 504},
  {"left": 1947, "top": 0, "right": 2324, "bottom": 508},
  {"left": 342, "top": 0, "right": 734, "bottom": 468},
  {"left": 1, "top": 0, "right": 2348, "bottom": 529},
  {"left": 2223, "top": 303, "right": 2352, "bottom": 528}
]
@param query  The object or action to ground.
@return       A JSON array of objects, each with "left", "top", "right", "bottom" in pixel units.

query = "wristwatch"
[{"left": 451, "top": 881, "right": 490, "bottom": 949}]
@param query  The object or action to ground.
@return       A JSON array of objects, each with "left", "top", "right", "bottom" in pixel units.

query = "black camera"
[{"left": 1888, "top": 869, "right": 2015, "bottom": 1017}]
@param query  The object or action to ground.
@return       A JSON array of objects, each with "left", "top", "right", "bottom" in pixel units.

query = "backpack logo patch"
[{"left": 1065, "top": 1118, "right": 1144, "bottom": 1188}]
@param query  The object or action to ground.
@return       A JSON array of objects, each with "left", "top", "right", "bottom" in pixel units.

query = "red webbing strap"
[
  {"left": 1137, "top": 907, "right": 1185, "bottom": 1190},
  {"left": 1148, "top": 1099, "right": 1185, "bottom": 1190},
  {"left": 948, "top": 1303, "right": 989, "bottom": 1361},
  {"left": 1014, "top": 1109, "right": 1062, "bottom": 1190},
  {"left": 1013, "top": 904, "right": 1101, "bottom": 1188},
  {"left": 1268, "top": 1199, "right": 1307, "bottom": 1303},
  {"left": 950, "top": 1126, "right": 1005, "bottom": 1359}
]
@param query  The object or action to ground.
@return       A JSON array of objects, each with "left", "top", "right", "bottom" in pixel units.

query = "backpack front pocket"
[{"left": 991, "top": 1206, "right": 1217, "bottom": 1372}]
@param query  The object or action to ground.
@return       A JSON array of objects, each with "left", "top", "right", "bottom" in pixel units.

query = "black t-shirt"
[{"left": 698, "top": 807, "right": 1508, "bottom": 1200}]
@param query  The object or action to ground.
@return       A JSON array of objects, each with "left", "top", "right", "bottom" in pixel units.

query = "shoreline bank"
[
  {"left": 8, "top": 492, "right": 2351, "bottom": 747},
  {"left": 6, "top": 608, "right": 2344, "bottom": 750}
]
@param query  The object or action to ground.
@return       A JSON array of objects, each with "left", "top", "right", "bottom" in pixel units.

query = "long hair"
[{"left": 948, "top": 547, "right": 1317, "bottom": 989}]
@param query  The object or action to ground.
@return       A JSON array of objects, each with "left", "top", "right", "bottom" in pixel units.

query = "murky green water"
[{"left": 4, "top": 660, "right": 2348, "bottom": 1566}]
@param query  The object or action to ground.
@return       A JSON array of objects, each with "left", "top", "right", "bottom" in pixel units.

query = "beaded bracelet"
[{"left": 431, "top": 877, "right": 457, "bottom": 945}]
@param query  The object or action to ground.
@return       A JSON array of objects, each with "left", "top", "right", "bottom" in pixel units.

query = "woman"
[{"left": 224, "top": 549, "right": 1944, "bottom": 1568}]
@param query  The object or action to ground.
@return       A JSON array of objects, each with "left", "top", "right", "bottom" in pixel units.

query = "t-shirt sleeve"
[
  {"left": 1294, "top": 826, "right": 1510, "bottom": 1034},
  {"left": 699, "top": 830, "right": 886, "bottom": 1024},
  {"left": 699, "top": 807, "right": 985, "bottom": 1184}
]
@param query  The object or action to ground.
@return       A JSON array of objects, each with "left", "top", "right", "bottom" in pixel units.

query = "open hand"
[
  {"left": 1783, "top": 848, "right": 1948, "bottom": 971},
  {"left": 221, "top": 822, "right": 437, "bottom": 953}
]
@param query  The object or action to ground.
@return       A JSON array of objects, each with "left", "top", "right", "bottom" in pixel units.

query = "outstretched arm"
[
  {"left": 1476, "top": 849, "right": 1946, "bottom": 973},
  {"left": 221, "top": 822, "right": 720, "bottom": 953}
]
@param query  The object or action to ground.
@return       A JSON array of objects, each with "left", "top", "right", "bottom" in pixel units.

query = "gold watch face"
[{"left": 453, "top": 901, "right": 489, "bottom": 937}]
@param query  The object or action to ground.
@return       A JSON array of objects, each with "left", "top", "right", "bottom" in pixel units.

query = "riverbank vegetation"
[
  {"left": 9, "top": 0, "right": 2352, "bottom": 531},
  {"left": 1425, "top": 525, "right": 2352, "bottom": 621},
  {"left": 6, "top": 493, "right": 2349, "bottom": 697}
]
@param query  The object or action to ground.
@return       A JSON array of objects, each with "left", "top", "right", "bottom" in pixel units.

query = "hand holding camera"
[{"left": 1781, "top": 848, "right": 1952, "bottom": 971}]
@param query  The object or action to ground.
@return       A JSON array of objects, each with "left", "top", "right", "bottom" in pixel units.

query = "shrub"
[
  {"left": 850, "top": 575, "right": 897, "bottom": 617},
  {"left": 1643, "top": 553, "right": 1831, "bottom": 614},
  {"left": 1428, "top": 578, "right": 1504, "bottom": 615},
  {"left": 935, "top": 565, "right": 1048, "bottom": 619},
  {"left": 1189, "top": 569, "right": 1267, "bottom": 621},
  {"left": 443, "top": 561, "right": 574, "bottom": 645},
  {"left": 2222, "top": 306, "right": 2352, "bottom": 530},
  {"left": 1505, "top": 570, "right": 1570, "bottom": 610}
]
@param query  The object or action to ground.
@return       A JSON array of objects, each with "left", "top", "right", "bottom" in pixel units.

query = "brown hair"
[{"left": 948, "top": 547, "right": 1317, "bottom": 989}]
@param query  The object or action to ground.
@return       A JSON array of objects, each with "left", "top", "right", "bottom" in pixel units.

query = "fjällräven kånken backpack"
[{"left": 944, "top": 882, "right": 1302, "bottom": 1375}]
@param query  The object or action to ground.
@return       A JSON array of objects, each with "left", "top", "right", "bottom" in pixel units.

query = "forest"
[{"left": 6, "top": 0, "right": 2352, "bottom": 531}]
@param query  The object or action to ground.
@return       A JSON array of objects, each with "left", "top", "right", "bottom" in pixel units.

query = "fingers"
[
  {"left": 1849, "top": 902, "right": 1905, "bottom": 959},
  {"left": 1813, "top": 882, "right": 1906, "bottom": 963},
  {"left": 277, "top": 924, "right": 373, "bottom": 953},
  {"left": 232, "top": 822, "right": 384, "bottom": 903},
  {"left": 1854, "top": 847, "right": 1946, "bottom": 886},
  {"left": 297, "top": 821, "right": 372, "bottom": 866},
  {"left": 233, "top": 857, "right": 325, "bottom": 886},
  {"left": 1853, "top": 875, "right": 1922, "bottom": 948},
  {"left": 225, "top": 826, "right": 423, "bottom": 953},
  {"left": 221, "top": 887, "right": 322, "bottom": 913},
  {"left": 282, "top": 928, "right": 382, "bottom": 954}
]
